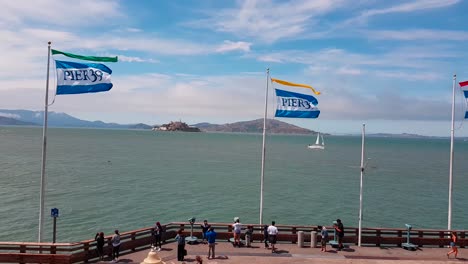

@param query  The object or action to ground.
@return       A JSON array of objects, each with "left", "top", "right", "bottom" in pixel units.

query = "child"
[
  {"left": 245, "top": 225, "right": 253, "bottom": 247},
  {"left": 320, "top": 226, "right": 329, "bottom": 252}
]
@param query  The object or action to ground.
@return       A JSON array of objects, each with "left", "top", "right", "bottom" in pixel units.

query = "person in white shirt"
[
  {"left": 267, "top": 221, "right": 278, "bottom": 253},
  {"left": 232, "top": 218, "right": 242, "bottom": 247}
]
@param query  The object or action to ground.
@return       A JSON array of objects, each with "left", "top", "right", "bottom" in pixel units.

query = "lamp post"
[{"left": 358, "top": 124, "right": 365, "bottom": 247}]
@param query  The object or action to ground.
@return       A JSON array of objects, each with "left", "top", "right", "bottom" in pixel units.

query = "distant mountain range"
[
  {"left": 3, "top": 110, "right": 447, "bottom": 138},
  {"left": 0, "top": 109, "right": 152, "bottom": 129},
  {"left": 193, "top": 119, "right": 316, "bottom": 134},
  {"left": 0, "top": 109, "right": 316, "bottom": 134}
]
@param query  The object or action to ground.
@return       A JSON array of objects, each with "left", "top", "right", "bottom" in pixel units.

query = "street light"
[{"left": 358, "top": 124, "right": 368, "bottom": 247}]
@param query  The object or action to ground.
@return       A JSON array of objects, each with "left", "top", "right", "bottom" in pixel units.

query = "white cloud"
[
  {"left": 187, "top": 0, "right": 346, "bottom": 43},
  {"left": 216, "top": 41, "right": 251, "bottom": 53},
  {"left": 117, "top": 55, "right": 159, "bottom": 63},
  {"left": 346, "top": 0, "right": 460, "bottom": 26},
  {"left": 0, "top": 112, "right": 20, "bottom": 119},
  {"left": 364, "top": 29, "right": 468, "bottom": 41},
  {"left": 0, "top": 0, "right": 124, "bottom": 27},
  {"left": 363, "top": 0, "right": 460, "bottom": 17}
]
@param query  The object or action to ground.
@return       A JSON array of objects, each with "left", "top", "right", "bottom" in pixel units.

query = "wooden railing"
[{"left": 0, "top": 223, "right": 465, "bottom": 263}]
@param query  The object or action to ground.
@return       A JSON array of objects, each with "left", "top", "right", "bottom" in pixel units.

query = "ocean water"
[{"left": 1, "top": 126, "right": 467, "bottom": 243}]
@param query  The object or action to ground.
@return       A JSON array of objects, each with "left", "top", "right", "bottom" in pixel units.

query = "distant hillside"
[
  {"left": 0, "top": 116, "right": 37, "bottom": 126},
  {"left": 193, "top": 119, "right": 315, "bottom": 134},
  {"left": 367, "top": 133, "right": 430, "bottom": 138},
  {"left": 0, "top": 109, "right": 151, "bottom": 129}
]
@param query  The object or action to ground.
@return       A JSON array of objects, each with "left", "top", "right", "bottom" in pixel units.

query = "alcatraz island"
[{"left": 152, "top": 121, "right": 201, "bottom": 132}]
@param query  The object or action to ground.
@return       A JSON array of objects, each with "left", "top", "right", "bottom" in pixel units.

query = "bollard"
[
  {"left": 297, "top": 231, "right": 304, "bottom": 248},
  {"left": 311, "top": 231, "right": 317, "bottom": 248}
]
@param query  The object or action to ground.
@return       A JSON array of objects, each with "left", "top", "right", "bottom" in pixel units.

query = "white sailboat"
[{"left": 308, "top": 132, "right": 325, "bottom": 150}]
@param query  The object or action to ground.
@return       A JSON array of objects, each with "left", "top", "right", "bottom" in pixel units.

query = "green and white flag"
[{"left": 51, "top": 49, "right": 118, "bottom": 63}]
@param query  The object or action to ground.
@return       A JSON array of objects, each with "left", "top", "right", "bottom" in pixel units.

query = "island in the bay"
[{"left": 152, "top": 121, "right": 201, "bottom": 132}]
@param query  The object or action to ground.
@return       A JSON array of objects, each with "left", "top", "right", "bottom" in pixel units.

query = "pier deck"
[{"left": 104, "top": 241, "right": 467, "bottom": 264}]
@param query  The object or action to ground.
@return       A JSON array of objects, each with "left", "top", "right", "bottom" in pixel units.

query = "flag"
[
  {"left": 51, "top": 49, "right": 118, "bottom": 62},
  {"left": 271, "top": 77, "right": 320, "bottom": 95},
  {"left": 55, "top": 60, "right": 113, "bottom": 95},
  {"left": 460, "top": 81, "right": 468, "bottom": 118},
  {"left": 275, "top": 88, "right": 320, "bottom": 118}
]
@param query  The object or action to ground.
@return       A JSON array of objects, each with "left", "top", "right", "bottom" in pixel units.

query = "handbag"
[{"left": 184, "top": 249, "right": 187, "bottom": 256}]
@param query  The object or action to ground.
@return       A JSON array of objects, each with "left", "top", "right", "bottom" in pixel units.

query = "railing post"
[
  {"left": 292, "top": 227, "right": 297, "bottom": 244},
  {"left": 20, "top": 244, "right": 26, "bottom": 253},
  {"left": 355, "top": 228, "right": 359, "bottom": 245},
  {"left": 51, "top": 245, "right": 56, "bottom": 254},
  {"left": 439, "top": 231, "right": 445, "bottom": 248},
  {"left": 461, "top": 232, "right": 466, "bottom": 248},
  {"left": 131, "top": 232, "right": 136, "bottom": 251},
  {"left": 397, "top": 230, "right": 402, "bottom": 247},
  {"left": 107, "top": 237, "right": 112, "bottom": 259},
  {"left": 418, "top": 231, "right": 423, "bottom": 248},
  {"left": 83, "top": 242, "right": 89, "bottom": 263},
  {"left": 376, "top": 230, "right": 381, "bottom": 247}
]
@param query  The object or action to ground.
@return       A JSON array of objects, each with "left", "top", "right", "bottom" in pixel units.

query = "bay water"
[{"left": 1, "top": 126, "right": 467, "bottom": 242}]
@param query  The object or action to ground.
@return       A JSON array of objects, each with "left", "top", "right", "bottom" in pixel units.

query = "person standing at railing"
[
  {"left": 232, "top": 218, "right": 242, "bottom": 247},
  {"left": 111, "top": 230, "right": 121, "bottom": 262},
  {"left": 175, "top": 229, "right": 186, "bottom": 261},
  {"left": 95, "top": 232, "right": 105, "bottom": 261},
  {"left": 334, "top": 219, "right": 344, "bottom": 251},
  {"left": 267, "top": 221, "right": 278, "bottom": 253},
  {"left": 320, "top": 226, "right": 329, "bottom": 252},
  {"left": 206, "top": 227, "right": 217, "bottom": 259},
  {"left": 245, "top": 225, "right": 253, "bottom": 247},
  {"left": 152, "top": 222, "right": 163, "bottom": 251},
  {"left": 263, "top": 225, "right": 269, "bottom": 249},
  {"left": 447, "top": 232, "right": 458, "bottom": 259},
  {"left": 200, "top": 220, "right": 211, "bottom": 244}
]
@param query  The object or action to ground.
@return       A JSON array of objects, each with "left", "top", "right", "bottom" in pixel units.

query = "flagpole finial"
[{"left": 48, "top": 41, "right": 51, "bottom": 45}]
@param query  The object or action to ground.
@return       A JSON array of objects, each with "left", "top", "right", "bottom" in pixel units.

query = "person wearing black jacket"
[{"left": 95, "top": 232, "right": 105, "bottom": 261}]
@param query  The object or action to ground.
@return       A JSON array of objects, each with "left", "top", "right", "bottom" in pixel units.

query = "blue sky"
[{"left": 1, "top": 0, "right": 468, "bottom": 136}]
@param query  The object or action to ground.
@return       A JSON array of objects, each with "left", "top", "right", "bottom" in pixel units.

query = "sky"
[{"left": 1, "top": 0, "right": 468, "bottom": 136}]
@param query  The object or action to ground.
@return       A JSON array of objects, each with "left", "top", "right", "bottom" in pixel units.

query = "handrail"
[{"left": 0, "top": 222, "right": 466, "bottom": 263}]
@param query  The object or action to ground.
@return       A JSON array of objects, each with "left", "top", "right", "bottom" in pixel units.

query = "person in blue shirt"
[
  {"left": 175, "top": 229, "right": 186, "bottom": 261},
  {"left": 205, "top": 227, "right": 217, "bottom": 259}
]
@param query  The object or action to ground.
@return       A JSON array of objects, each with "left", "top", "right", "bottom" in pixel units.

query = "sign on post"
[{"left": 51, "top": 208, "right": 59, "bottom": 218}]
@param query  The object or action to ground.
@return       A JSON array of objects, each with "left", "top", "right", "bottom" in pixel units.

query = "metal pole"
[
  {"left": 358, "top": 123, "right": 365, "bottom": 246},
  {"left": 39, "top": 41, "right": 51, "bottom": 242},
  {"left": 448, "top": 74, "right": 456, "bottom": 231},
  {"left": 259, "top": 68, "right": 269, "bottom": 225},
  {"left": 52, "top": 217, "right": 57, "bottom": 243}
]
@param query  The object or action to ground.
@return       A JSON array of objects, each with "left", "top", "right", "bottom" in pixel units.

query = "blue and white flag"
[
  {"left": 275, "top": 88, "right": 320, "bottom": 118},
  {"left": 55, "top": 60, "right": 113, "bottom": 95}
]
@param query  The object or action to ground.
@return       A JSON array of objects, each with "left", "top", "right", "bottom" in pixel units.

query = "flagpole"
[
  {"left": 39, "top": 41, "right": 51, "bottom": 242},
  {"left": 358, "top": 123, "right": 365, "bottom": 246},
  {"left": 448, "top": 74, "right": 456, "bottom": 231},
  {"left": 259, "top": 68, "right": 269, "bottom": 225}
]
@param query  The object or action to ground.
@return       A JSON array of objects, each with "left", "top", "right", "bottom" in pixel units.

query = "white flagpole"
[
  {"left": 39, "top": 41, "right": 51, "bottom": 242},
  {"left": 448, "top": 74, "right": 456, "bottom": 230},
  {"left": 259, "top": 68, "right": 270, "bottom": 225},
  {"left": 358, "top": 123, "right": 365, "bottom": 246}
]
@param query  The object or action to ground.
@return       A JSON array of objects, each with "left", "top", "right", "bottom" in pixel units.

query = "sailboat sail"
[{"left": 308, "top": 132, "right": 325, "bottom": 150}]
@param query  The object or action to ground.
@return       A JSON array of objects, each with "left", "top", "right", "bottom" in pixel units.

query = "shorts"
[
  {"left": 450, "top": 242, "right": 456, "bottom": 247},
  {"left": 321, "top": 238, "right": 328, "bottom": 246},
  {"left": 269, "top": 235, "right": 277, "bottom": 244}
]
